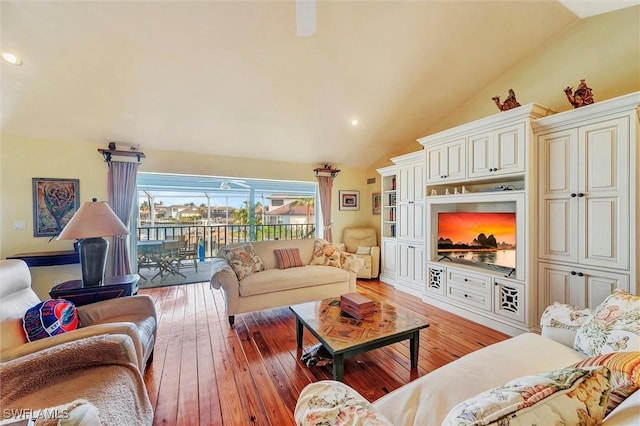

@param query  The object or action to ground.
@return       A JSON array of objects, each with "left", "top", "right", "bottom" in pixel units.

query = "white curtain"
[
  {"left": 317, "top": 175, "right": 334, "bottom": 242},
  {"left": 108, "top": 161, "right": 139, "bottom": 275}
]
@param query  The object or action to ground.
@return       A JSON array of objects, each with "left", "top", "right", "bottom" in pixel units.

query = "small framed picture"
[
  {"left": 372, "top": 192, "right": 381, "bottom": 214},
  {"left": 32, "top": 177, "right": 80, "bottom": 237},
  {"left": 339, "top": 190, "right": 360, "bottom": 211}
]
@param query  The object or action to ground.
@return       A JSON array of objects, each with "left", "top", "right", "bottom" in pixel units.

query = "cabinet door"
[
  {"left": 426, "top": 145, "right": 445, "bottom": 184},
  {"left": 538, "top": 129, "right": 579, "bottom": 262},
  {"left": 537, "top": 261, "right": 630, "bottom": 318},
  {"left": 412, "top": 162, "right": 425, "bottom": 202},
  {"left": 494, "top": 123, "right": 525, "bottom": 175},
  {"left": 468, "top": 124, "right": 524, "bottom": 178},
  {"left": 398, "top": 165, "right": 413, "bottom": 203},
  {"left": 398, "top": 203, "right": 412, "bottom": 239},
  {"left": 426, "top": 263, "right": 445, "bottom": 296},
  {"left": 412, "top": 245, "right": 425, "bottom": 284},
  {"left": 493, "top": 277, "right": 525, "bottom": 323},
  {"left": 397, "top": 243, "right": 412, "bottom": 282},
  {"left": 468, "top": 132, "right": 492, "bottom": 178},
  {"left": 444, "top": 139, "right": 466, "bottom": 182},
  {"left": 579, "top": 117, "right": 630, "bottom": 269},
  {"left": 397, "top": 243, "right": 424, "bottom": 285},
  {"left": 425, "top": 139, "right": 465, "bottom": 184},
  {"left": 412, "top": 201, "right": 425, "bottom": 241},
  {"left": 381, "top": 239, "right": 397, "bottom": 276}
]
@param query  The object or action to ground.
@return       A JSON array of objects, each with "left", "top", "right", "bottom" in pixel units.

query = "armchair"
[
  {"left": 342, "top": 227, "right": 380, "bottom": 278},
  {"left": 0, "top": 259, "right": 157, "bottom": 373}
]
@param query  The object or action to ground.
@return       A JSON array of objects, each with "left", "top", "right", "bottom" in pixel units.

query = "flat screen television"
[{"left": 437, "top": 212, "right": 516, "bottom": 273}]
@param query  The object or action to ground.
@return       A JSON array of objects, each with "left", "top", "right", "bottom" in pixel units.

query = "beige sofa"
[
  {"left": 0, "top": 259, "right": 157, "bottom": 373},
  {"left": 295, "top": 295, "right": 640, "bottom": 425},
  {"left": 209, "top": 238, "right": 363, "bottom": 326}
]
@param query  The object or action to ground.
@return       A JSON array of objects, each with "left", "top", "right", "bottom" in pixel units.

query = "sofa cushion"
[
  {"left": 23, "top": 299, "right": 79, "bottom": 342},
  {"left": 355, "top": 246, "right": 372, "bottom": 255},
  {"left": 238, "top": 266, "right": 349, "bottom": 297},
  {"left": 442, "top": 366, "right": 611, "bottom": 426},
  {"left": 309, "top": 240, "right": 345, "bottom": 268},
  {"left": 572, "top": 351, "right": 640, "bottom": 415},
  {"left": 220, "top": 243, "right": 266, "bottom": 280},
  {"left": 274, "top": 248, "right": 304, "bottom": 269},
  {"left": 574, "top": 289, "right": 640, "bottom": 356}
]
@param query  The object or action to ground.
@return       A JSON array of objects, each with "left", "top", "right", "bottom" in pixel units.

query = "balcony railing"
[{"left": 136, "top": 224, "right": 316, "bottom": 259}]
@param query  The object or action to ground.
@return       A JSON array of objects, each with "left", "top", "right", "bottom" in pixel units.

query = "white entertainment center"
[{"left": 377, "top": 92, "right": 639, "bottom": 336}]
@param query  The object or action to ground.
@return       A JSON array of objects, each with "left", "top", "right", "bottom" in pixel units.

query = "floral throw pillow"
[
  {"left": 574, "top": 289, "right": 640, "bottom": 356},
  {"left": 295, "top": 380, "right": 393, "bottom": 426},
  {"left": 540, "top": 302, "right": 593, "bottom": 331},
  {"left": 442, "top": 366, "right": 611, "bottom": 426},
  {"left": 309, "top": 240, "right": 345, "bottom": 268},
  {"left": 220, "top": 243, "right": 265, "bottom": 280},
  {"left": 572, "top": 351, "right": 640, "bottom": 415}
]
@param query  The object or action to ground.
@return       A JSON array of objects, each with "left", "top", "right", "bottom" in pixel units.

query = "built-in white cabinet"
[
  {"left": 425, "top": 138, "right": 466, "bottom": 184},
  {"left": 394, "top": 152, "right": 425, "bottom": 296},
  {"left": 534, "top": 92, "right": 639, "bottom": 320},
  {"left": 377, "top": 151, "right": 425, "bottom": 294},
  {"left": 426, "top": 262, "right": 527, "bottom": 328},
  {"left": 419, "top": 104, "right": 549, "bottom": 335}
]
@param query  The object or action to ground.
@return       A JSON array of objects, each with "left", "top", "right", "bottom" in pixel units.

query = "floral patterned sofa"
[
  {"left": 210, "top": 239, "right": 363, "bottom": 326},
  {"left": 295, "top": 289, "right": 640, "bottom": 425}
]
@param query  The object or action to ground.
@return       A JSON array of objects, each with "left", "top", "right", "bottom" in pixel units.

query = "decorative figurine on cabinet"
[
  {"left": 492, "top": 89, "right": 521, "bottom": 111},
  {"left": 564, "top": 79, "right": 594, "bottom": 108}
]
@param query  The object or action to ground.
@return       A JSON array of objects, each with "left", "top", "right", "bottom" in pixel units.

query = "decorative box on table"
[{"left": 340, "top": 292, "right": 375, "bottom": 319}]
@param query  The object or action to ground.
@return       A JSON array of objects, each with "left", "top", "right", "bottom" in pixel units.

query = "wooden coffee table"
[{"left": 290, "top": 296, "right": 429, "bottom": 381}]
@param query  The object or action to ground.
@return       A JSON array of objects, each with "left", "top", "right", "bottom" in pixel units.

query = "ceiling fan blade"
[{"left": 296, "top": 0, "right": 316, "bottom": 36}]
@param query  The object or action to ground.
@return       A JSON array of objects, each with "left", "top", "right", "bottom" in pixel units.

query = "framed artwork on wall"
[
  {"left": 339, "top": 190, "right": 360, "bottom": 211},
  {"left": 372, "top": 192, "right": 381, "bottom": 214},
  {"left": 32, "top": 177, "right": 80, "bottom": 237}
]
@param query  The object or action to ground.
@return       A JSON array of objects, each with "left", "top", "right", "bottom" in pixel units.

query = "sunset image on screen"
[{"left": 438, "top": 212, "right": 516, "bottom": 246}]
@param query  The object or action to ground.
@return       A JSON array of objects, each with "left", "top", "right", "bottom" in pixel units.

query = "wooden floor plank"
[{"left": 142, "top": 279, "right": 509, "bottom": 425}]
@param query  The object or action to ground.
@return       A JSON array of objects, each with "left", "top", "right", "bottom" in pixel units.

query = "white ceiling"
[{"left": 1, "top": 1, "right": 635, "bottom": 168}]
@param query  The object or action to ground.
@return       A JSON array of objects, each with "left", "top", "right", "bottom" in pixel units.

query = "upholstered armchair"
[
  {"left": 0, "top": 259, "right": 157, "bottom": 373},
  {"left": 342, "top": 227, "right": 380, "bottom": 279}
]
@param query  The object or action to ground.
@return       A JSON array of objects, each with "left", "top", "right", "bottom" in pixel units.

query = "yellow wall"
[{"left": 0, "top": 138, "right": 377, "bottom": 256}]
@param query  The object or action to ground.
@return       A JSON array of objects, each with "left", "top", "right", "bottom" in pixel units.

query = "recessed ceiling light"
[
  {"left": 351, "top": 119, "right": 359, "bottom": 126},
  {"left": 2, "top": 52, "right": 23, "bottom": 66}
]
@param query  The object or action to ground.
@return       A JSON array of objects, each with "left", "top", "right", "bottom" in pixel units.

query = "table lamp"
[{"left": 57, "top": 198, "right": 129, "bottom": 286}]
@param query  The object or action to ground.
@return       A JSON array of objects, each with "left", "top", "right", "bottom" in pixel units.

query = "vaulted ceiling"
[{"left": 1, "top": 1, "right": 635, "bottom": 168}]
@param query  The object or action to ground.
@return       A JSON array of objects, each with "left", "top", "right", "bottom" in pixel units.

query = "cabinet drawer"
[
  {"left": 447, "top": 284, "right": 492, "bottom": 311},
  {"left": 446, "top": 269, "right": 491, "bottom": 292}
]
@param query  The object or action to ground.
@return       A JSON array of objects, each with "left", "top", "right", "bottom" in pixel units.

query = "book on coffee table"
[{"left": 340, "top": 292, "right": 375, "bottom": 319}]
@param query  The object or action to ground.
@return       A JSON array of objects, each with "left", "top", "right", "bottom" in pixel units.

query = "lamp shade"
[{"left": 57, "top": 199, "right": 129, "bottom": 240}]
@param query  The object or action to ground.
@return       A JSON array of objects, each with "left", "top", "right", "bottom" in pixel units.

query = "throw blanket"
[{"left": 0, "top": 335, "right": 153, "bottom": 425}]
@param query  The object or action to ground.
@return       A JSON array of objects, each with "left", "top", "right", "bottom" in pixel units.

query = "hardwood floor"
[{"left": 141, "top": 279, "right": 509, "bottom": 425}]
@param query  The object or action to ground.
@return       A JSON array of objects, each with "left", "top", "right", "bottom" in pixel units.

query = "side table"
[{"left": 49, "top": 274, "right": 140, "bottom": 306}]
